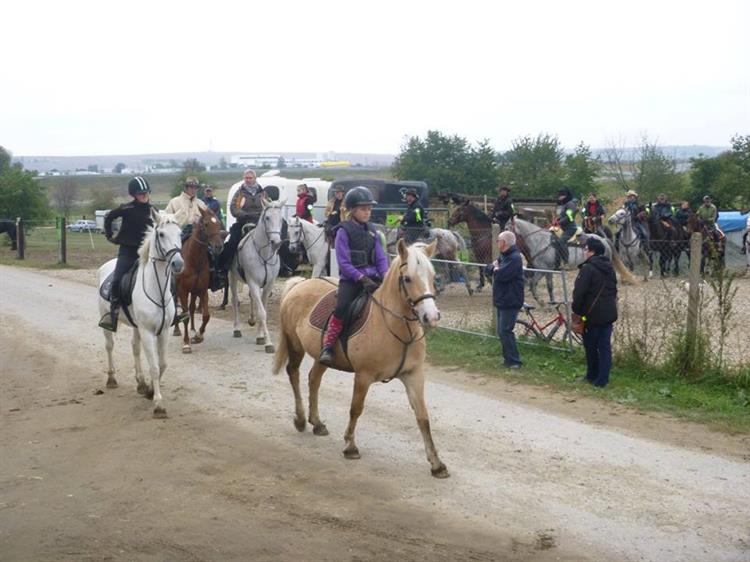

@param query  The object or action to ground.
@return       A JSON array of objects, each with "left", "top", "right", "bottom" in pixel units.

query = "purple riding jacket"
[{"left": 335, "top": 222, "right": 389, "bottom": 282}]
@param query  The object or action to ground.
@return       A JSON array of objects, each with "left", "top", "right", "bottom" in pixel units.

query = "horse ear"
[
  {"left": 150, "top": 207, "right": 161, "bottom": 225},
  {"left": 397, "top": 238, "right": 409, "bottom": 262},
  {"left": 424, "top": 239, "right": 437, "bottom": 258},
  {"left": 278, "top": 197, "right": 287, "bottom": 207}
]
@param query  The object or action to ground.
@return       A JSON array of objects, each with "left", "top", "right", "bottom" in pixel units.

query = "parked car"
[{"left": 66, "top": 219, "right": 99, "bottom": 233}]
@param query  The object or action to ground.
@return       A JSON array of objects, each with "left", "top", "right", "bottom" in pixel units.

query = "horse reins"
[
  {"left": 249, "top": 207, "right": 281, "bottom": 288},
  {"left": 140, "top": 224, "right": 182, "bottom": 336}
]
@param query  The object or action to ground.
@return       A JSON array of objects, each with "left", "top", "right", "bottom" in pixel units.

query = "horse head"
[
  {"left": 286, "top": 216, "right": 303, "bottom": 254},
  {"left": 150, "top": 210, "right": 184, "bottom": 275},
  {"left": 396, "top": 238, "right": 441, "bottom": 328},
  {"left": 259, "top": 200, "right": 284, "bottom": 252},
  {"left": 608, "top": 208, "right": 628, "bottom": 226},
  {"left": 447, "top": 200, "right": 470, "bottom": 227},
  {"left": 198, "top": 206, "right": 224, "bottom": 255}
]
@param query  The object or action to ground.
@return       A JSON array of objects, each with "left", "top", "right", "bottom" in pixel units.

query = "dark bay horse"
[
  {"left": 175, "top": 207, "right": 224, "bottom": 353},
  {"left": 447, "top": 200, "right": 493, "bottom": 291},
  {"left": 0, "top": 219, "right": 18, "bottom": 251},
  {"left": 646, "top": 214, "right": 690, "bottom": 277}
]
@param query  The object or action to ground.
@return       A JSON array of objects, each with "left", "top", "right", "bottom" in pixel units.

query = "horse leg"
[
  {"left": 219, "top": 284, "right": 228, "bottom": 310},
  {"left": 188, "top": 293, "right": 198, "bottom": 345},
  {"left": 259, "top": 284, "right": 274, "bottom": 353},
  {"left": 545, "top": 272, "right": 555, "bottom": 303},
  {"left": 132, "top": 329, "right": 149, "bottom": 396},
  {"left": 181, "top": 292, "right": 192, "bottom": 353},
  {"left": 529, "top": 272, "right": 542, "bottom": 305},
  {"left": 103, "top": 330, "right": 117, "bottom": 388},
  {"left": 247, "top": 293, "right": 256, "bottom": 327},
  {"left": 400, "top": 371, "right": 449, "bottom": 478},
  {"left": 194, "top": 290, "right": 209, "bottom": 343},
  {"left": 475, "top": 265, "right": 484, "bottom": 292},
  {"left": 307, "top": 361, "right": 329, "bottom": 436},
  {"left": 139, "top": 331, "right": 166, "bottom": 418},
  {"left": 247, "top": 283, "right": 266, "bottom": 346},
  {"left": 343, "top": 374, "right": 373, "bottom": 460},
  {"left": 284, "top": 339, "right": 307, "bottom": 432},
  {"left": 230, "top": 270, "right": 242, "bottom": 337}
]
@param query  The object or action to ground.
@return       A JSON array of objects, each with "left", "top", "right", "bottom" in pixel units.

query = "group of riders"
[{"left": 486, "top": 184, "right": 725, "bottom": 265}]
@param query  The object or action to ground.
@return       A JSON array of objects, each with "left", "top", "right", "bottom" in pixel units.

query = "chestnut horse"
[
  {"left": 175, "top": 207, "right": 224, "bottom": 353},
  {"left": 272, "top": 239, "right": 449, "bottom": 478},
  {"left": 447, "top": 200, "right": 493, "bottom": 291}
]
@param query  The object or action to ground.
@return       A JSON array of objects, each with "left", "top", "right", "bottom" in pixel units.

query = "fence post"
[
  {"left": 16, "top": 217, "right": 24, "bottom": 260},
  {"left": 560, "top": 269, "right": 574, "bottom": 350},
  {"left": 58, "top": 216, "right": 67, "bottom": 264},
  {"left": 686, "top": 233, "right": 702, "bottom": 342}
]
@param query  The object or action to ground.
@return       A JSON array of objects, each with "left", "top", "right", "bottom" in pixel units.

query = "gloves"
[{"left": 360, "top": 276, "right": 379, "bottom": 293}]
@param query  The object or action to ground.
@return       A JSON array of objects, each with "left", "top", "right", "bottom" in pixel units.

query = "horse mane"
[
  {"left": 466, "top": 203, "right": 492, "bottom": 226},
  {"left": 138, "top": 213, "right": 179, "bottom": 263}
]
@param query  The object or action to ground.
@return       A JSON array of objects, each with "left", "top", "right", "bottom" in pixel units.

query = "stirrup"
[
  {"left": 173, "top": 310, "right": 190, "bottom": 325},
  {"left": 98, "top": 313, "right": 117, "bottom": 333}
]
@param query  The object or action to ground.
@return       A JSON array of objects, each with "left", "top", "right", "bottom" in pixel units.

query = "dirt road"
[{"left": 1, "top": 266, "right": 748, "bottom": 562}]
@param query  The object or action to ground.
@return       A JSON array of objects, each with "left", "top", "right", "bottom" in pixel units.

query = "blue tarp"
[{"left": 717, "top": 211, "right": 748, "bottom": 233}]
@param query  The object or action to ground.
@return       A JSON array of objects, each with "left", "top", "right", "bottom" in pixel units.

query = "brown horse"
[
  {"left": 175, "top": 207, "right": 224, "bottom": 353},
  {"left": 272, "top": 239, "right": 449, "bottom": 478},
  {"left": 447, "top": 200, "right": 494, "bottom": 291}
]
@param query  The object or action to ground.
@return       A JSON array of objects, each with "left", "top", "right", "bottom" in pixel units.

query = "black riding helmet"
[
  {"left": 557, "top": 187, "right": 573, "bottom": 202},
  {"left": 344, "top": 186, "right": 377, "bottom": 208},
  {"left": 128, "top": 176, "right": 151, "bottom": 196}
]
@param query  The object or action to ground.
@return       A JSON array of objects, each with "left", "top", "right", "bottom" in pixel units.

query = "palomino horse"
[
  {"left": 511, "top": 218, "right": 624, "bottom": 303},
  {"left": 287, "top": 216, "right": 328, "bottom": 277},
  {"left": 272, "top": 239, "right": 448, "bottom": 478},
  {"left": 446, "top": 200, "right": 494, "bottom": 291},
  {"left": 0, "top": 219, "right": 18, "bottom": 251},
  {"left": 174, "top": 207, "right": 224, "bottom": 353},
  {"left": 229, "top": 199, "right": 285, "bottom": 352},
  {"left": 97, "top": 210, "right": 185, "bottom": 418}
]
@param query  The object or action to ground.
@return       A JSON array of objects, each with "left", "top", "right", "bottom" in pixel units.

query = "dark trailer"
[{"left": 328, "top": 179, "right": 429, "bottom": 224}]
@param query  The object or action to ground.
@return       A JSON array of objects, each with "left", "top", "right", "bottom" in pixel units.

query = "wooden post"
[
  {"left": 59, "top": 216, "right": 67, "bottom": 264},
  {"left": 686, "top": 233, "right": 702, "bottom": 340},
  {"left": 16, "top": 217, "right": 24, "bottom": 260}
]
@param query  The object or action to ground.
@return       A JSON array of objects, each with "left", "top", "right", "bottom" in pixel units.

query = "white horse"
[
  {"left": 97, "top": 210, "right": 185, "bottom": 418},
  {"left": 287, "top": 216, "right": 329, "bottom": 278},
  {"left": 608, "top": 208, "right": 646, "bottom": 271},
  {"left": 229, "top": 199, "right": 285, "bottom": 352}
]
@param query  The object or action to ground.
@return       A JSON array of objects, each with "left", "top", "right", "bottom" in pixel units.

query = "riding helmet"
[
  {"left": 557, "top": 187, "right": 573, "bottom": 201},
  {"left": 344, "top": 186, "right": 378, "bottom": 208},
  {"left": 128, "top": 176, "right": 151, "bottom": 196}
]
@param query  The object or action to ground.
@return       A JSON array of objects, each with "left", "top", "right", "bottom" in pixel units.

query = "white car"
[{"left": 67, "top": 219, "right": 99, "bottom": 233}]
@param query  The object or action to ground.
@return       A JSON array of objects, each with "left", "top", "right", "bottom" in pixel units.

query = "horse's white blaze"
[
  {"left": 210, "top": 217, "right": 218, "bottom": 224},
  {"left": 407, "top": 246, "right": 440, "bottom": 328}
]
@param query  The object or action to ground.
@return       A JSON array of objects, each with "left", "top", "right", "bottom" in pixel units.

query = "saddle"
[
  {"left": 309, "top": 289, "right": 372, "bottom": 354},
  {"left": 99, "top": 263, "right": 140, "bottom": 325}
]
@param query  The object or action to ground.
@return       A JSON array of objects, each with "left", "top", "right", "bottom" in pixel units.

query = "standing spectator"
[
  {"left": 400, "top": 187, "right": 428, "bottom": 244},
  {"left": 696, "top": 195, "right": 718, "bottom": 229},
  {"left": 201, "top": 185, "right": 224, "bottom": 228},
  {"left": 485, "top": 231, "right": 524, "bottom": 370},
  {"left": 572, "top": 237, "right": 618, "bottom": 388},
  {"left": 295, "top": 183, "right": 315, "bottom": 223},
  {"left": 490, "top": 185, "right": 516, "bottom": 230}
]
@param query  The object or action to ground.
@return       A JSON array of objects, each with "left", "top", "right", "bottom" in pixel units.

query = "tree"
[
  {"left": 113, "top": 162, "right": 126, "bottom": 174},
  {"left": 0, "top": 148, "right": 51, "bottom": 221},
  {"left": 689, "top": 135, "right": 750, "bottom": 209},
  {"left": 564, "top": 142, "right": 601, "bottom": 196},
  {"left": 276, "top": 156, "right": 286, "bottom": 169},
  {"left": 89, "top": 187, "right": 116, "bottom": 214},
  {"left": 497, "top": 134, "right": 566, "bottom": 197},
  {"left": 218, "top": 156, "right": 229, "bottom": 170},
  {"left": 182, "top": 158, "right": 206, "bottom": 173},
  {"left": 53, "top": 178, "right": 78, "bottom": 217},
  {"left": 392, "top": 130, "right": 499, "bottom": 194}
]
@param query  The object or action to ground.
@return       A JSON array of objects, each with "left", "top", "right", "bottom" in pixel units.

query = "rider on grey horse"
[{"left": 553, "top": 187, "right": 579, "bottom": 264}]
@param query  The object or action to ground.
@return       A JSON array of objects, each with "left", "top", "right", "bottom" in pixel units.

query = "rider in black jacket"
[
  {"left": 98, "top": 177, "right": 154, "bottom": 332},
  {"left": 490, "top": 185, "right": 516, "bottom": 230}
]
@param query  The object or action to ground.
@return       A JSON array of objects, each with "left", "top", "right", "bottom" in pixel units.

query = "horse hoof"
[
  {"left": 431, "top": 464, "right": 450, "bottom": 479},
  {"left": 248, "top": 319, "right": 256, "bottom": 327},
  {"left": 256, "top": 337, "right": 266, "bottom": 345},
  {"left": 343, "top": 447, "right": 360, "bottom": 460},
  {"left": 136, "top": 382, "right": 148, "bottom": 395},
  {"left": 294, "top": 417, "right": 306, "bottom": 432},
  {"left": 218, "top": 305, "right": 226, "bottom": 311},
  {"left": 233, "top": 330, "right": 242, "bottom": 338},
  {"left": 313, "top": 424, "right": 329, "bottom": 436},
  {"left": 144, "top": 388, "right": 155, "bottom": 400},
  {"left": 182, "top": 346, "right": 192, "bottom": 354},
  {"left": 153, "top": 406, "right": 167, "bottom": 419},
  {"left": 265, "top": 344, "right": 275, "bottom": 354},
  {"left": 172, "top": 327, "right": 181, "bottom": 336},
  {"left": 106, "top": 377, "right": 118, "bottom": 389},
  {"left": 191, "top": 336, "right": 203, "bottom": 344}
]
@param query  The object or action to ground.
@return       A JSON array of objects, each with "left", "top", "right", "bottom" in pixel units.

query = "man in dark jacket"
[
  {"left": 485, "top": 231, "right": 524, "bottom": 369},
  {"left": 572, "top": 237, "right": 618, "bottom": 387}
]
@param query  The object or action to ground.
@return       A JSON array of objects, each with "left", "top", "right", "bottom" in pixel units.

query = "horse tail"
[
  {"left": 272, "top": 276, "right": 307, "bottom": 375},
  {"left": 612, "top": 248, "right": 638, "bottom": 285},
  {"left": 452, "top": 231, "right": 467, "bottom": 251}
]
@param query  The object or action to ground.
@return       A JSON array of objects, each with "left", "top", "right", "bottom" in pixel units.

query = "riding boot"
[
  {"left": 170, "top": 277, "right": 189, "bottom": 325},
  {"left": 319, "top": 315, "right": 345, "bottom": 366},
  {"left": 99, "top": 299, "right": 120, "bottom": 332}
]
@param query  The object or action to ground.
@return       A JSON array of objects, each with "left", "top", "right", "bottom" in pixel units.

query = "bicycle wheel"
[
  {"left": 563, "top": 328, "right": 583, "bottom": 346},
  {"left": 515, "top": 319, "right": 544, "bottom": 342}
]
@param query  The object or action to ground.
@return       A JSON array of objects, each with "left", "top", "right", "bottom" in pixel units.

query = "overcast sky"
[{"left": 2, "top": 0, "right": 748, "bottom": 156}]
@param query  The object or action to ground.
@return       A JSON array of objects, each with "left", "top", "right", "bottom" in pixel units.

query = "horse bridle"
[
  {"left": 142, "top": 222, "right": 182, "bottom": 335},
  {"left": 290, "top": 219, "right": 325, "bottom": 252},
  {"left": 250, "top": 206, "right": 282, "bottom": 288}
]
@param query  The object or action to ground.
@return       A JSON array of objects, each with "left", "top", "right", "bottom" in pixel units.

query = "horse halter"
[
  {"left": 397, "top": 262, "right": 436, "bottom": 317},
  {"left": 152, "top": 223, "right": 182, "bottom": 263}
]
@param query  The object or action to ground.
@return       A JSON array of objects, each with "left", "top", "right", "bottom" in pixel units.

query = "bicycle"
[{"left": 515, "top": 301, "right": 583, "bottom": 346}]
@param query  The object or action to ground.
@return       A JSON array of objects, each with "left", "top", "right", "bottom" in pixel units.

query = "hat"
[
  {"left": 585, "top": 237, "right": 606, "bottom": 256},
  {"left": 404, "top": 187, "right": 418, "bottom": 197},
  {"left": 204, "top": 185, "right": 213, "bottom": 192},
  {"left": 626, "top": 190, "right": 638, "bottom": 197},
  {"left": 499, "top": 185, "right": 511, "bottom": 192},
  {"left": 184, "top": 176, "right": 199, "bottom": 188},
  {"left": 703, "top": 195, "right": 711, "bottom": 201}
]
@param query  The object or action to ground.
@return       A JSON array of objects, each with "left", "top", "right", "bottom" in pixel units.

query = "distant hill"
[
  {"left": 589, "top": 145, "right": 729, "bottom": 160},
  {"left": 12, "top": 151, "right": 395, "bottom": 173}
]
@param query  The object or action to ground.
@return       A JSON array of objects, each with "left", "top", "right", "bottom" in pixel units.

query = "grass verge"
[{"left": 427, "top": 329, "right": 750, "bottom": 433}]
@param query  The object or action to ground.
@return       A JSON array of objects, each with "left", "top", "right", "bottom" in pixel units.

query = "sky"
[{"left": 2, "top": 0, "right": 748, "bottom": 157}]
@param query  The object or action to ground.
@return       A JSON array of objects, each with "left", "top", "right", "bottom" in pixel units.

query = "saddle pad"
[
  {"left": 308, "top": 289, "right": 371, "bottom": 339},
  {"left": 99, "top": 264, "right": 138, "bottom": 306}
]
